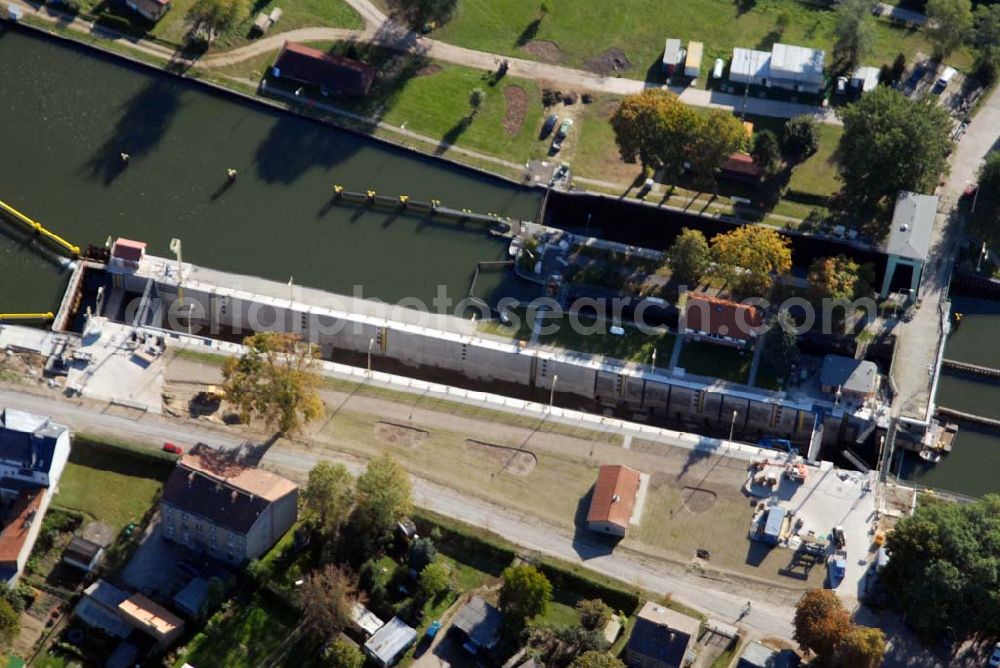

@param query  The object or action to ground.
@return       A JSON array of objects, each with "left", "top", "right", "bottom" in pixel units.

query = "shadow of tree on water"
[{"left": 85, "top": 80, "right": 182, "bottom": 185}]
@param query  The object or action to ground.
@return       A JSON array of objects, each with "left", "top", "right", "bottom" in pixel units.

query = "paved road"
[
  {"left": 0, "top": 383, "right": 798, "bottom": 637},
  {"left": 891, "top": 84, "right": 1000, "bottom": 420}
]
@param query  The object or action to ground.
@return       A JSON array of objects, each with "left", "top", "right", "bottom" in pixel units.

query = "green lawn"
[
  {"left": 677, "top": 339, "right": 754, "bottom": 383},
  {"left": 54, "top": 441, "right": 170, "bottom": 531},
  {"left": 434, "top": 0, "right": 972, "bottom": 75},
  {"left": 786, "top": 122, "right": 843, "bottom": 198}
]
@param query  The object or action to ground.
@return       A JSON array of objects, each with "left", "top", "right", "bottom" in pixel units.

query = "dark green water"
[
  {"left": 899, "top": 296, "right": 1000, "bottom": 497},
  {"left": 0, "top": 26, "right": 540, "bottom": 313}
]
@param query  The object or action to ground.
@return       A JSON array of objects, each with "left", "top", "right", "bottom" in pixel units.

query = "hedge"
[{"left": 783, "top": 189, "right": 832, "bottom": 207}]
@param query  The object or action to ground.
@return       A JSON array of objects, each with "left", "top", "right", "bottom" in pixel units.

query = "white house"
[{"left": 730, "top": 43, "right": 826, "bottom": 93}]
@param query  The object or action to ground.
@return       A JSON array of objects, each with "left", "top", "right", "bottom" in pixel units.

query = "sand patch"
[
  {"left": 502, "top": 85, "right": 528, "bottom": 136},
  {"left": 519, "top": 40, "right": 562, "bottom": 63},
  {"left": 376, "top": 421, "right": 429, "bottom": 449},
  {"left": 465, "top": 439, "right": 537, "bottom": 475},
  {"left": 681, "top": 487, "right": 718, "bottom": 513}
]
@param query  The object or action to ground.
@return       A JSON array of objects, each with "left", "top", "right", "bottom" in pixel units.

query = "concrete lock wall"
[{"left": 146, "top": 284, "right": 854, "bottom": 444}]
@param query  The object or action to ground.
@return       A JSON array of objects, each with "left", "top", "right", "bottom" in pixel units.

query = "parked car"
[
  {"left": 163, "top": 442, "right": 183, "bottom": 455},
  {"left": 540, "top": 113, "right": 558, "bottom": 138},
  {"left": 551, "top": 119, "right": 574, "bottom": 152}
]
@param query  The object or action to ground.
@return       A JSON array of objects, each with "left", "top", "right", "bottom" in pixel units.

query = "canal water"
[
  {"left": 897, "top": 296, "right": 1000, "bottom": 498},
  {"left": 0, "top": 26, "right": 541, "bottom": 314}
]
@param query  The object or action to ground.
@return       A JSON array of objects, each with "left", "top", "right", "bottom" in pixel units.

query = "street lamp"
[
  {"left": 977, "top": 240, "right": 988, "bottom": 273},
  {"left": 967, "top": 181, "right": 981, "bottom": 214},
  {"left": 728, "top": 409, "right": 738, "bottom": 444},
  {"left": 368, "top": 337, "right": 375, "bottom": 376},
  {"left": 651, "top": 348, "right": 657, "bottom": 373},
  {"left": 549, "top": 374, "right": 559, "bottom": 410}
]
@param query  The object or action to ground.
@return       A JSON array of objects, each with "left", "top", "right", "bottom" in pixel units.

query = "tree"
[
  {"left": 972, "top": 5, "right": 1000, "bottom": 84},
  {"left": 973, "top": 151, "right": 1000, "bottom": 244},
  {"left": 188, "top": 0, "right": 249, "bottom": 43},
  {"left": 499, "top": 564, "right": 552, "bottom": 627},
  {"left": 301, "top": 565, "right": 360, "bottom": 640},
  {"left": 610, "top": 89, "right": 698, "bottom": 177},
  {"left": 576, "top": 599, "right": 613, "bottom": 631},
  {"left": 762, "top": 311, "right": 799, "bottom": 379},
  {"left": 409, "top": 536, "right": 438, "bottom": 572},
  {"left": 710, "top": 226, "right": 792, "bottom": 296},
  {"left": 303, "top": 461, "right": 355, "bottom": 541},
  {"left": 418, "top": 562, "right": 450, "bottom": 600},
  {"left": 222, "top": 332, "right": 324, "bottom": 436},
  {"left": 926, "top": 0, "right": 972, "bottom": 57},
  {"left": 837, "top": 86, "right": 952, "bottom": 213},
  {"left": 807, "top": 255, "right": 871, "bottom": 302},
  {"left": 832, "top": 0, "right": 877, "bottom": 69},
  {"left": 569, "top": 651, "right": 625, "bottom": 668},
  {"left": 469, "top": 88, "right": 486, "bottom": 116},
  {"left": 202, "top": 576, "right": 226, "bottom": 618},
  {"left": 751, "top": 129, "right": 782, "bottom": 176},
  {"left": 387, "top": 0, "right": 457, "bottom": 25},
  {"left": 793, "top": 590, "right": 852, "bottom": 657},
  {"left": 781, "top": 115, "right": 819, "bottom": 162},
  {"left": 881, "top": 494, "right": 1000, "bottom": 641},
  {"left": 0, "top": 598, "right": 18, "bottom": 648},
  {"left": 354, "top": 454, "right": 412, "bottom": 543},
  {"left": 324, "top": 637, "right": 364, "bottom": 668},
  {"left": 688, "top": 109, "right": 746, "bottom": 188},
  {"left": 832, "top": 626, "right": 886, "bottom": 668},
  {"left": 665, "top": 228, "right": 711, "bottom": 286}
]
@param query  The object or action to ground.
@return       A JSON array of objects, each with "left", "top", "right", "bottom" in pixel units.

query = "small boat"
[{"left": 919, "top": 448, "right": 942, "bottom": 463}]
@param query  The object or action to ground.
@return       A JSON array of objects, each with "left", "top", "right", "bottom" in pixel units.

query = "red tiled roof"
[
  {"left": 685, "top": 293, "right": 762, "bottom": 341},
  {"left": 720, "top": 152, "right": 763, "bottom": 179},
  {"left": 0, "top": 490, "right": 43, "bottom": 566},
  {"left": 587, "top": 465, "right": 640, "bottom": 529},
  {"left": 273, "top": 42, "right": 377, "bottom": 97}
]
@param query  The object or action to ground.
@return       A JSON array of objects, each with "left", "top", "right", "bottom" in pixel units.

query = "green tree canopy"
[
  {"left": 832, "top": 0, "right": 878, "bottom": 69},
  {"left": 762, "top": 311, "right": 799, "bottom": 380},
  {"left": 751, "top": 129, "right": 782, "bottom": 176},
  {"left": 793, "top": 589, "right": 853, "bottom": 657},
  {"left": 972, "top": 151, "right": 1000, "bottom": 246},
  {"left": 0, "top": 598, "right": 18, "bottom": 648},
  {"left": 610, "top": 89, "right": 697, "bottom": 177},
  {"left": 665, "top": 228, "right": 711, "bottom": 286},
  {"left": 409, "top": 536, "right": 438, "bottom": 572},
  {"left": 188, "top": 0, "right": 249, "bottom": 42},
  {"left": 837, "top": 86, "right": 951, "bottom": 214},
  {"left": 303, "top": 461, "right": 355, "bottom": 540},
  {"left": 881, "top": 494, "right": 1000, "bottom": 640},
  {"left": 807, "top": 255, "right": 873, "bottom": 302},
  {"left": 782, "top": 115, "right": 820, "bottom": 163},
  {"left": 324, "top": 637, "right": 364, "bottom": 668},
  {"left": 927, "top": 0, "right": 972, "bottom": 57},
  {"left": 418, "top": 561, "right": 451, "bottom": 600},
  {"left": 688, "top": 109, "right": 746, "bottom": 187},
  {"left": 710, "top": 226, "right": 792, "bottom": 296},
  {"left": 499, "top": 564, "right": 552, "bottom": 628},
  {"left": 832, "top": 625, "right": 886, "bottom": 668},
  {"left": 569, "top": 651, "right": 625, "bottom": 668},
  {"left": 576, "top": 598, "right": 613, "bottom": 631},
  {"left": 222, "top": 332, "right": 324, "bottom": 435},
  {"left": 354, "top": 454, "right": 413, "bottom": 543}
]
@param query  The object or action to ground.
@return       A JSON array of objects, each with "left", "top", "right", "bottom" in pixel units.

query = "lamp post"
[
  {"left": 368, "top": 337, "right": 375, "bottom": 376},
  {"left": 977, "top": 241, "right": 987, "bottom": 273},
  {"left": 651, "top": 348, "right": 657, "bottom": 373},
  {"left": 549, "top": 374, "right": 559, "bottom": 411},
  {"left": 968, "top": 181, "right": 981, "bottom": 214},
  {"left": 728, "top": 409, "right": 738, "bottom": 444}
]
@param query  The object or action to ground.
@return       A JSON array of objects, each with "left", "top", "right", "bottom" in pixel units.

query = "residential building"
[
  {"left": 586, "top": 464, "right": 641, "bottom": 537},
  {"left": 62, "top": 521, "right": 114, "bottom": 574},
  {"left": 159, "top": 445, "right": 298, "bottom": 565},
  {"left": 271, "top": 42, "right": 377, "bottom": 97},
  {"left": 364, "top": 616, "right": 417, "bottom": 667},
  {"left": 451, "top": 595, "right": 503, "bottom": 653},
  {"left": 75, "top": 579, "right": 186, "bottom": 649},
  {"left": 625, "top": 602, "right": 700, "bottom": 668},
  {"left": 819, "top": 355, "right": 878, "bottom": 406},
  {"left": 683, "top": 293, "right": 763, "bottom": 347},
  {"left": 0, "top": 408, "right": 71, "bottom": 584},
  {"left": 729, "top": 43, "right": 826, "bottom": 93},
  {"left": 119, "top": 593, "right": 185, "bottom": 647},
  {"left": 125, "top": 0, "right": 170, "bottom": 22},
  {"left": 880, "top": 191, "right": 938, "bottom": 298}
]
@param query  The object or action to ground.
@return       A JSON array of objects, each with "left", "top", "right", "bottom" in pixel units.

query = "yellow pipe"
[
  {"left": 0, "top": 313, "right": 54, "bottom": 322},
  {"left": 0, "top": 200, "right": 80, "bottom": 257}
]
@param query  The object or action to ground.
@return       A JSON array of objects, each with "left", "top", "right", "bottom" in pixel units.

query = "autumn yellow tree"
[
  {"left": 688, "top": 109, "right": 747, "bottom": 188},
  {"left": 832, "top": 625, "right": 886, "bottom": 668},
  {"left": 710, "top": 226, "right": 792, "bottom": 296},
  {"left": 222, "top": 332, "right": 324, "bottom": 436},
  {"left": 610, "top": 89, "right": 698, "bottom": 180},
  {"left": 793, "top": 589, "right": 853, "bottom": 658}
]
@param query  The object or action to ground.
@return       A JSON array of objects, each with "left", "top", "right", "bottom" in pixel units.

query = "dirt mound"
[
  {"left": 585, "top": 48, "right": 631, "bottom": 76},
  {"left": 502, "top": 85, "right": 527, "bottom": 135},
  {"left": 599, "top": 98, "right": 619, "bottom": 118},
  {"left": 520, "top": 39, "right": 562, "bottom": 63},
  {"left": 465, "top": 439, "right": 537, "bottom": 476},
  {"left": 416, "top": 63, "right": 442, "bottom": 76},
  {"left": 375, "top": 422, "right": 428, "bottom": 449},
  {"left": 681, "top": 487, "right": 718, "bottom": 513}
]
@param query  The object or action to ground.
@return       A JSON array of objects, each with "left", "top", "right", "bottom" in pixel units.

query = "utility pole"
[
  {"left": 549, "top": 374, "right": 559, "bottom": 411},
  {"left": 169, "top": 238, "right": 190, "bottom": 335},
  {"left": 728, "top": 409, "right": 738, "bottom": 444},
  {"left": 368, "top": 337, "right": 375, "bottom": 376}
]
